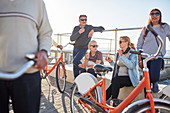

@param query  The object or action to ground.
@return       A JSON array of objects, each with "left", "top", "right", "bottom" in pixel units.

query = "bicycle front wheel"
[
  {"left": 56, "top": 62, "right": 66, "bottom": 93},
  {"left": 126, "top": 102, "right": 170, "bottom": 113},
  {"left": 70, "top": 83, "right": 105, "bottom": 113}
]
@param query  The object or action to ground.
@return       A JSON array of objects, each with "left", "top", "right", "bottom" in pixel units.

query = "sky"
[{"left": 44, "top": 0, "right": 170, "bottom": 51}]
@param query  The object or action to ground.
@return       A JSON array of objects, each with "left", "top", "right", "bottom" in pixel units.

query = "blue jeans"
[
  {"left": 73, "top": 47, "right": 87, "bottom": 78},
  {"left": 147, "top": 58, "right": 162, "bottom": 92},
  {"left": 0, "top": 71, "right": 41, "bottom": 113},
  {"left": 147, "top": 58, "right": 162, "bottom": 83}
]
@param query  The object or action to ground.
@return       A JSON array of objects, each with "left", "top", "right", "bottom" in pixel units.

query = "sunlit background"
[{"left": 44, "top": 0, "right": 170, "bottom": 55}]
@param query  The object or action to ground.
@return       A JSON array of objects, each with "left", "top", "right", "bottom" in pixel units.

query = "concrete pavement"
[{"left": 39, "top": 75, "right": 73, "bottom": 113}]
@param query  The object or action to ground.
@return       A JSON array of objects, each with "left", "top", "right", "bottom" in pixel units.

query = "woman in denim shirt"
[{"left": 105, "top": 36, "right": 140, "bottom": 105}]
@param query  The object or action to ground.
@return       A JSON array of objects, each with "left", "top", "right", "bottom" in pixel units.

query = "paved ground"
[
  {"left": 39, "top": 75, "right": 73, "bottom": 113},
  {"left": 9, "top": 74, "right": 74, "bottom": 113}
]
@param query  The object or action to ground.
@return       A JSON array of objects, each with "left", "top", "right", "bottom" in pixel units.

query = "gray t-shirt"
[{"left": 117, "top": 53, "right": 130, "bottom": 76}]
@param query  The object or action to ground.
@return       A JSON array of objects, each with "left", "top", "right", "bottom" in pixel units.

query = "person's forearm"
[
  {"left": 82, "top": 58, "right": 88, "bottom": 68},
  {"left": 70, "top": 32, "right": 80, "bottom": 41},
  {"left": 93, "top": 26, "right": 105, "bottom": 32}
]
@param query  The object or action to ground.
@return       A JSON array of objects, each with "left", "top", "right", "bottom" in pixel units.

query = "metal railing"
[
  {"left": 54, "top": 27, "right": 142, "bottom": 53},
  {"left": 51, "top": 27, "right": 170, "bottom": 68}
]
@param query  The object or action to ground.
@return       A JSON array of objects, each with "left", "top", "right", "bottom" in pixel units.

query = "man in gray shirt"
[{"left": 70, "top": 15, "right": 104, "bottom": 83}]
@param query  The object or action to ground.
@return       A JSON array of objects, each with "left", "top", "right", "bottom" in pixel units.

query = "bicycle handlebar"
[
  {"left": 0, "top": 54, "right": 35, "bottom": 80},
  {"left": 130, "top": 24, "right": 163, "bottom": 70},
  {"left": 143, "top": 24, "right": 164, "bottom": 69},
  {"left": 57, "top": 42, "right": 75, "bottom": 50},
  {"left": 147, "top": 24, "right": 163, "bottom": 58}
]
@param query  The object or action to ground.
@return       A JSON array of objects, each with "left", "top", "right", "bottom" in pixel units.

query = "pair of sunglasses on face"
[
  {"left": 150, "top": 12, "right": 160, "bottom": 16},
  {"left": 119, "top": 40, "right": 126, "bottom": 44},
  {"left": 80, "top": 19, "right": 87, "bottom": 21},
  {"left": 90, "top": 45, "right": 98, "bottom": 48}
]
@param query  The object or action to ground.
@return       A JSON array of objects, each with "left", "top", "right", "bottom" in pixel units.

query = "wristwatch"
[{"left": 40, "top": 49, "right": 48, "bottom": 56}]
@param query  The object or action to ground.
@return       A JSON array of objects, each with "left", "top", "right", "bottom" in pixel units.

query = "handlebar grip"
[
  {"left": 147, "top": 24, "right": 158, "bottom": 37},
  {"left": 57, "top": 45, "right": 63, "bottom": 49},
  {"left": 130, "top": 50, "right": 141, "bottom": 55}
]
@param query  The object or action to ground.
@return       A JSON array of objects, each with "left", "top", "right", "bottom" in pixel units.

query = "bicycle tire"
[
  {"left": 126, "top": 102, "right": 170, "bottom": 113},
  {"left": 56, "top": 62, "right": 66, "bottom": 93},
  {"left": 70, "top": 83, "right": 104, "bottom": 113}
]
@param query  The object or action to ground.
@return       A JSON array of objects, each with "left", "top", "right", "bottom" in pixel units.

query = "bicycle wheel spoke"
[{"left": 70, "top": 84, "right": 102, "bottom": 113}]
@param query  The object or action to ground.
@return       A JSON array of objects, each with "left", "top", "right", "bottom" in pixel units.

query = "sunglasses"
[
  {"left": 119, "top": 40, "right": 126, "bottom": 44},
  {"left": 80, "top": 19, "right": 87, "bottom": 21},
  {"left": 150, "top": 12, "right": 160, "bottom": 16},
  {"left": 90, "top": 45, "right": 98, "bottom": 48}
]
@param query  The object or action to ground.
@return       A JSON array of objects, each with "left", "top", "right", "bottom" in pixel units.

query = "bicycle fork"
[{"left": 144, "top": 70, "right": 156, "bottom": 113}]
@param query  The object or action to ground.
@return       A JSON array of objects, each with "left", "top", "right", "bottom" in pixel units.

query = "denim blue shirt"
[{"left": 110, "top": 50, "right": 140, "bottom": 87}]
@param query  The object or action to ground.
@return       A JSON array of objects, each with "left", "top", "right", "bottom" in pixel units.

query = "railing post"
[
  {"left": 115, "top": 28, "right": 118, "bottom": 53},
  {"left": 57, "top": 34, "right": 60, "bottom": 59},
  {"left": 109, "top": 39, "right": 112, "bottom": 52},
  {"left": 60, "top": 34, "right": 62, "bottom": 45}
]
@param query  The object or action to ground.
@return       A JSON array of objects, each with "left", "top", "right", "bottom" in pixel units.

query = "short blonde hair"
[{"left": 88, "top": 40, "right": 97, "bottom": 47}]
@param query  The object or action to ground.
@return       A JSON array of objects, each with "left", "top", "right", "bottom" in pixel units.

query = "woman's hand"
[
  {"left": 85, "top": 53, "right": 90, "bottom": 60},
  {"left": 105, "top": 57, "right": 112, "bottom": 63},
  {"left": 117, "top": 49, "right": 123, "bottom": 56}
]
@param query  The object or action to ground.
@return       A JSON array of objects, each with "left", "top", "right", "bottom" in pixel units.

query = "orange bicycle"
[
  {"left": 70, "top": 25, "right": 170, "bottom": 113},
  {"left": 41, "top": 42, "right": 73, "bottom": 93}
]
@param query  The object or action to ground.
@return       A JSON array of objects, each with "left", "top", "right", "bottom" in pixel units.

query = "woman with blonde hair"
[
  {"left": 79, "top": 40, "right": 103, "bottom": 77},
  {"left": 105, "top": 36, "right": 139, "bottom": 106}
]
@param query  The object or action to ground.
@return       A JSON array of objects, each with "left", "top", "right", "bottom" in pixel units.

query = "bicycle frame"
[
  {"left": 45, "top": 50, "right": 66, "bottom": 77},
  {"left": 76, "top": 25, "right": 163, "bottom": 113},
  {"left": 43, "top": 42, "right": 74, "bottom": 76},
  {"left": 78, "top": 68, "right": 155, "bottom": 113}
]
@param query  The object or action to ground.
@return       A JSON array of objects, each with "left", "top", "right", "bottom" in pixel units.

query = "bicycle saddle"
[{"left": 94, "top": 64, "right": 112, "bottom": 73}]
